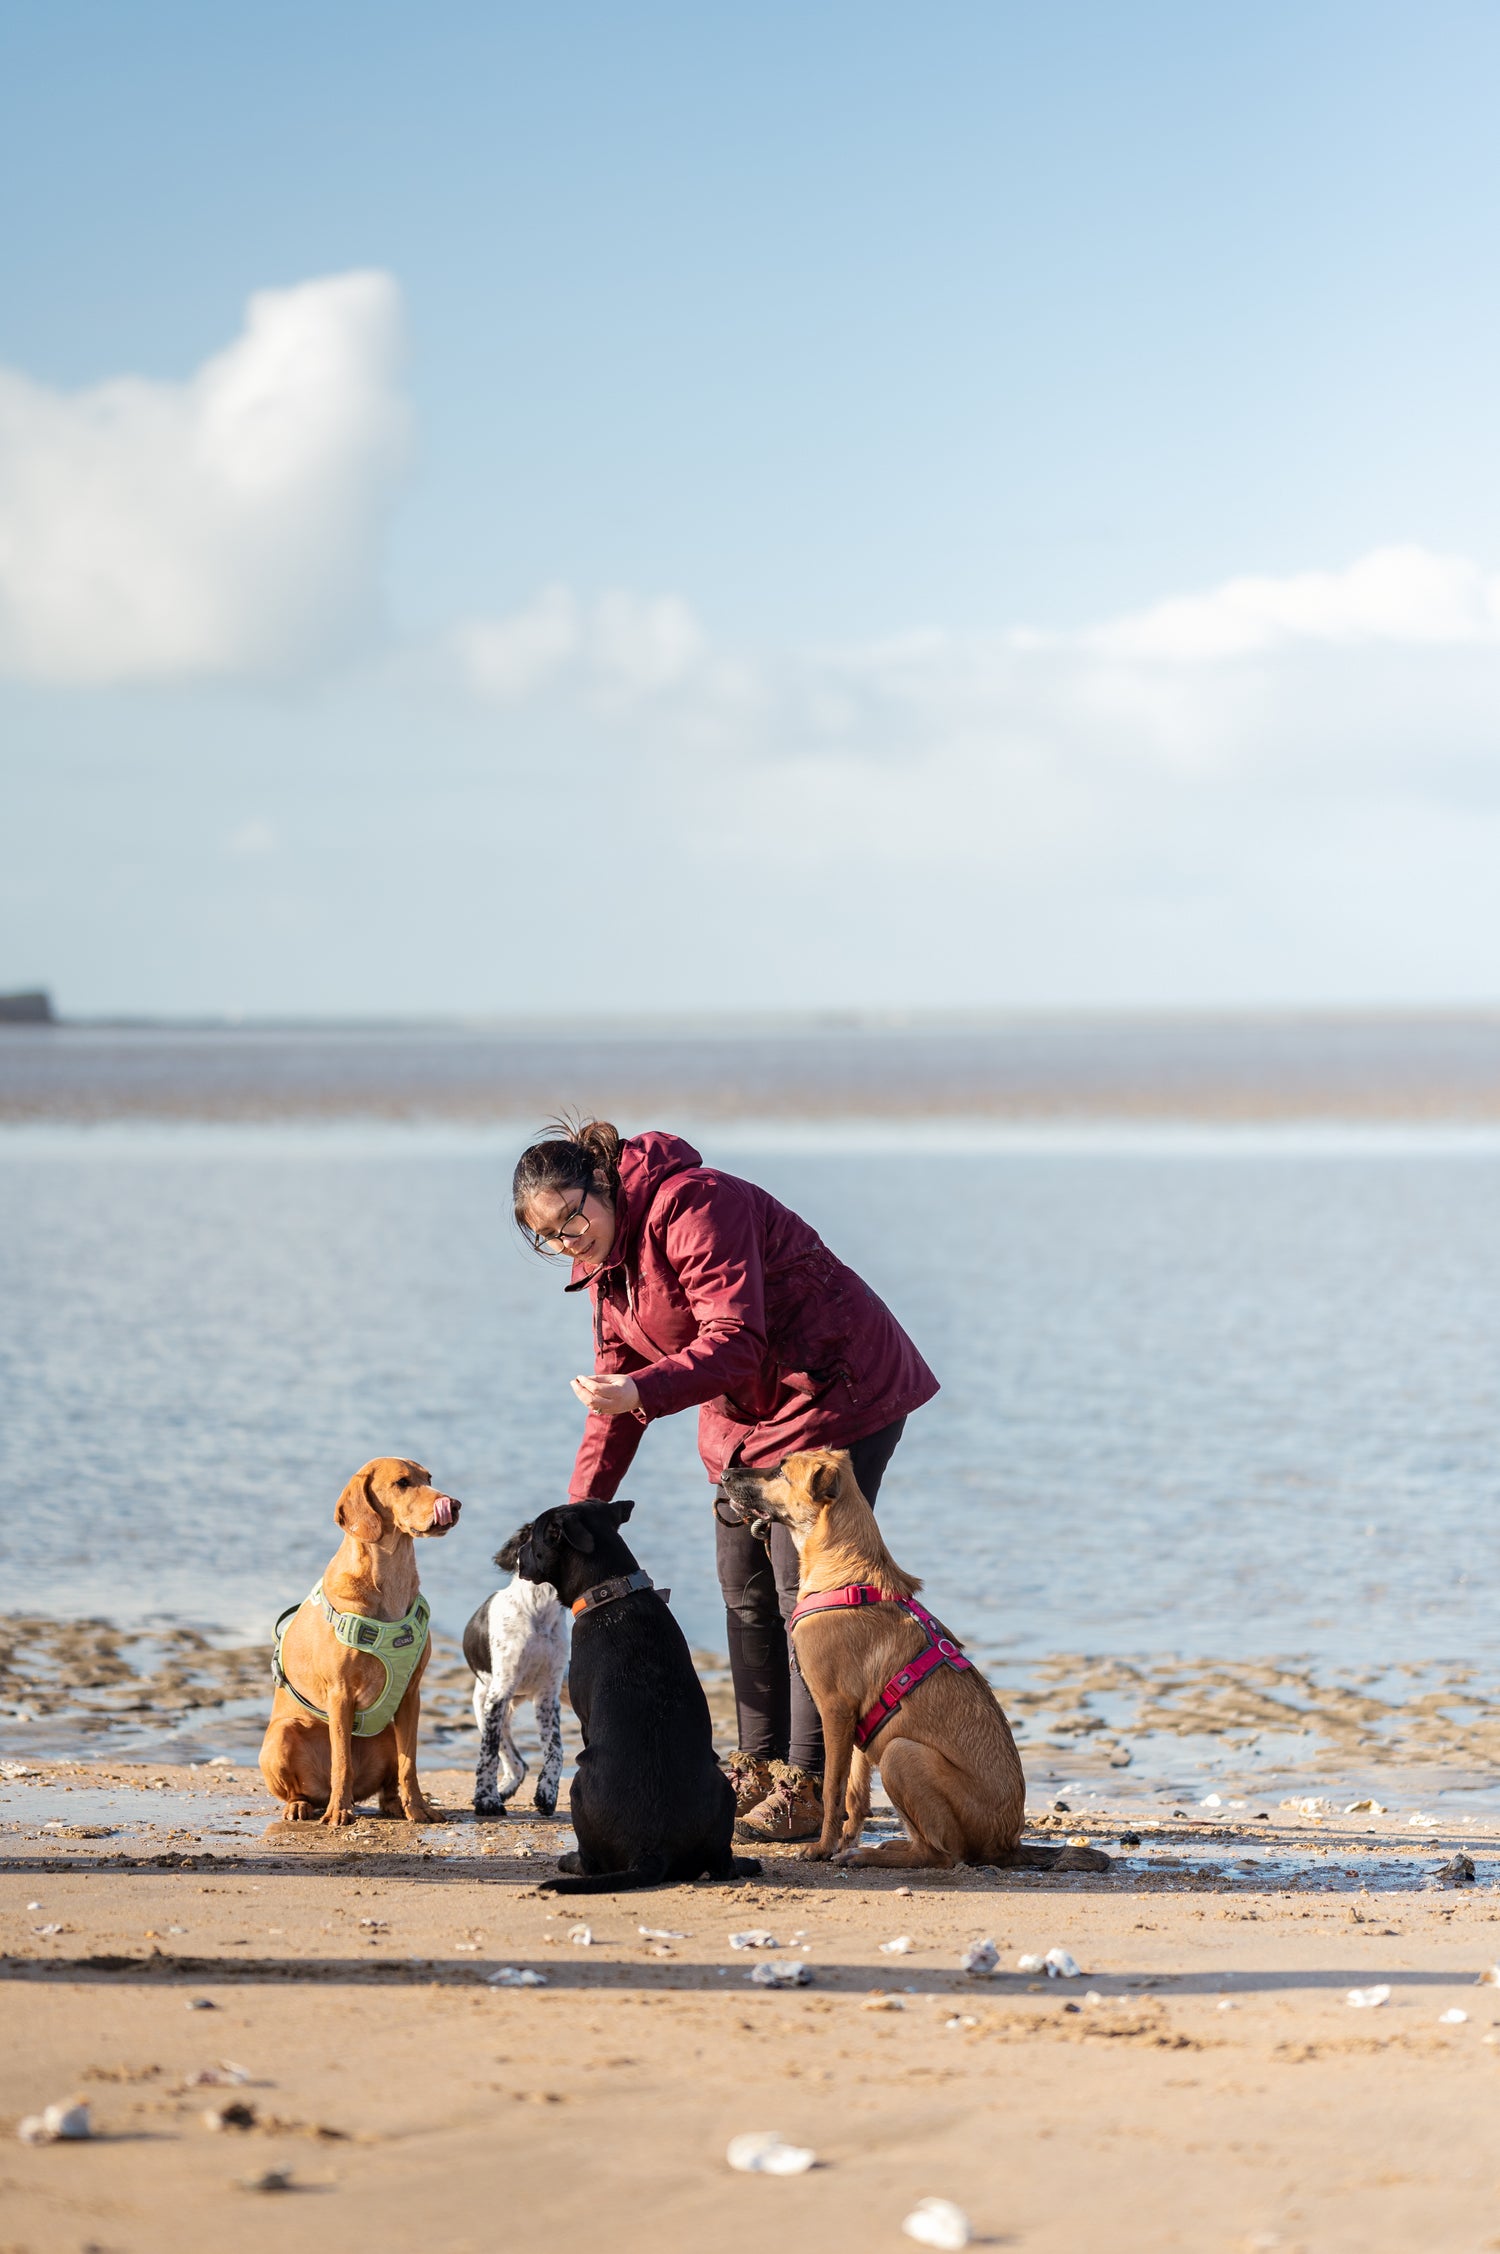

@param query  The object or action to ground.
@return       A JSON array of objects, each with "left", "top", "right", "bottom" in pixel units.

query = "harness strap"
[
  {"left": 787, "top": 1583, "right": 973, "bottom": 1749},
  {"left": 271, "top": 1583, "right": 431, "bottom": 1737},
  {"left": 788, "top": 1581, "right": 893, "bottom": 1625},
  {"left": 571, "top": 1568, "right": 657, "bottom": 1618},
  {"left": 854, "top": 1631, "right": 972, "bottom": 1748},
  {"left": 271, "top": 1603, "right": 329, "bottom": 1723}
]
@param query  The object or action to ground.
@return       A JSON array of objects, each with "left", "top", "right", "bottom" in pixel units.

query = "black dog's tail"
[
  {"left": 538, "top": 1857, "right": 673, "bottom": 1895},
  {"left": 538, "top": 1852, "right": 762, "bottom": 1894}
]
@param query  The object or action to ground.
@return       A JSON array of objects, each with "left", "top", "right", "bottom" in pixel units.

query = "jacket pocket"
[{"left": 767, "top": 1251, "right": 854, "bottom": 1399}]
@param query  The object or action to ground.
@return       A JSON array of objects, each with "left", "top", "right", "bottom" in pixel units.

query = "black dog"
[{"left": 495, "top": 1500, "right": 760, "bottom": 1895}]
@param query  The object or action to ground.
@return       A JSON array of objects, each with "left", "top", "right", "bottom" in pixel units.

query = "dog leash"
[{"left": 786, "top": 1584, "right": 973, "bottom": 1749}]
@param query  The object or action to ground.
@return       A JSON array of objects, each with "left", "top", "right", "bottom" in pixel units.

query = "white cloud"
[
  {"left": 454, "top": 546, "right": 1500, "bottom": 763},
  {"left": 455, "top": 585, "right": 581, "bottom": 702},
  {"left": 1081, "top": 544, "right": 1500, "bottom": 662},
  {"left": 455, "top": 584, "right": 706, "bottom": 707},
  {"left": 0, "top": 271, "right": 409, "bottom": 684},
  {"left": 447, "top": 546, "right": 1500, "bottom": 904}
]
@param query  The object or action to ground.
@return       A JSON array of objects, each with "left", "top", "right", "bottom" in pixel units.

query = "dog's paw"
[
  {"left": 403, "top": 1800, "right": 439, "bottom": 1825},
  {"left": 800, "top": 1843, "right": 835, "bottom": 1862},
  {"left": 555, "top": 1850, "right": 582, "bottom": 1874},
  {"left": 473, "top": 1796, "right": 506, "bottom": 1822},
  {"left": 321, "top": 1805, "right": 357, "bottom": 1828},
  {"left": 533, "top": 1792, "right": 558, "bottom": 1817}
]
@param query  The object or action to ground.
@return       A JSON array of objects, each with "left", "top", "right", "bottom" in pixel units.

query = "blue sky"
[{"left": 4, "top": 2, "right": 1500, "bottom": 1015}]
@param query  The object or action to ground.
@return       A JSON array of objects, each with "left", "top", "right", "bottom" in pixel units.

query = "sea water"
[{"left": 2, "top": 1116, "right": 1498, "bottom": 1670}]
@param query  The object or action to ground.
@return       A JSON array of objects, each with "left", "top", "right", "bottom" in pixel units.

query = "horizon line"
[{"left": 10, "top": 1002, "right": 1500, "bottom": 1038}]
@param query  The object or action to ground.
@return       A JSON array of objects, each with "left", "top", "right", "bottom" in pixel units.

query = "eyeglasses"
[{"left": 531, "top": 1189, "right": 593, "bottom": 1255}]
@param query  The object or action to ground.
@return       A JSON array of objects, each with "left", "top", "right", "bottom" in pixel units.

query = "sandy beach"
[
  {"left": 9, "top": 1108, "right": 1500, "bottom": 2253},
  {"left": 6, "top": 1751, "right": 1500, "bottom": 2254}
]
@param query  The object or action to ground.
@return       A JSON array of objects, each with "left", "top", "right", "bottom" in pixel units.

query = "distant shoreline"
[
  {"left": 5, "top": 1013, "right": 1500, "bottom": 1124},
  {"left": 9, "top": 1003, "right": 1500, "bottom": 1035}
]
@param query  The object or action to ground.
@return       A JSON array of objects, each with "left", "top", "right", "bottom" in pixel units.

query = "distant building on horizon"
[{"left": 0, "top": 989, "right": 55, "bottom": 1025}]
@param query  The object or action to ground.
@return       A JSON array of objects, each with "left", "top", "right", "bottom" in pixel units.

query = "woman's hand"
[{"left": 572, "top": 1373, "right": 642, "bottom": 1417}]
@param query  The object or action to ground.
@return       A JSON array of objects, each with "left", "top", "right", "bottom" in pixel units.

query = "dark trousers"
[{"left": 713, "top": 1417, "right": 907, "bottom": 1774}]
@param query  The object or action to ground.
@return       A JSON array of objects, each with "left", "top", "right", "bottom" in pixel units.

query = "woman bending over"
[{"left": 514, "top": 1119, "right": 938, "bottom": 1843}]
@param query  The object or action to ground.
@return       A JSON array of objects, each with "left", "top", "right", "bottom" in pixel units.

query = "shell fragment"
[
  {"left": 726, "top": 2131, "right": 816, "bottom": 2175},
  {"left": 16, "top": 2100, "right": 91, "bottom": 2145},
  {"left": 748, "top": 1960, "right": 811, "bottom": 1988},
  {"left": 902, "top": 2197, "right": 972, "bottom": 2249}
]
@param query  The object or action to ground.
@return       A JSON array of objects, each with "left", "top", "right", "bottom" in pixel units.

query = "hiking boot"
[
  {"left": 723, "top": 1750, "right": 778, "bottom": 1819},
  {"left": 734, "top": 1762, "right": 823, "bottom": 1844}
]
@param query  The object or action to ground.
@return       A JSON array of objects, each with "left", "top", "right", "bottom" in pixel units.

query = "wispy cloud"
[
  {"left": 0, "top": 272, "right": 409, "bottom": 684},
  {"left": 450, "top": 546, "right": 1500, "bottom": 803},
  {"left": 1077, "top": 545, "right": 1500, "bottom": 662},
  {"left": 454, "top": 584, "right": 711, "bottom": 705}
]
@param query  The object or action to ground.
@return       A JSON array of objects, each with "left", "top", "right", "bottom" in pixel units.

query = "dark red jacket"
[{"left": 567, "top": 1131, "right": 939, "bottom": 1501}]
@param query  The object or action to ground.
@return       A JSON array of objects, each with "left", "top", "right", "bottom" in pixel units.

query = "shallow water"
[
  {"left": 5, "top": 1121, "right": 1500, "bottom": 1645},
  {"left": 3, "top": 1121, "right": 1500, "bottom": 1746}
]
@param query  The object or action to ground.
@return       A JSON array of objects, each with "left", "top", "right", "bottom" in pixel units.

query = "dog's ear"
[
  {"left": 493, "top": 1525, "right": 527, "bottom": 1572},
  {"left": 608, "top": 1498, "right": 635, "bottom": 1525},
  {"left": 558, "top": 1510, "right": 597, "bottom": 1553},
  {"left": 806, "top": 1456, "right": 844, "bottom": 1506},
  {"left": 336, "top": 1466, "right": 385, "bottom": 1540}
]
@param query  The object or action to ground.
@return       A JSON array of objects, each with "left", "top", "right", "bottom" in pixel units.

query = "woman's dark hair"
[{"left": 512, "top": 1114, "right": 624, "bottom": 1243}]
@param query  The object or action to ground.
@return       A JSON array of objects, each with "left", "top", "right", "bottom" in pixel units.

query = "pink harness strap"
[{"left": 787, "top": 1583, "right": 973, "bottom": 1749}]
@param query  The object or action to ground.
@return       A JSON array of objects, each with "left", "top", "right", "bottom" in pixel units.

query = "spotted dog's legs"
[
  {"left": 465, "top": 1582, "right": 570, "bottom": 1819},
  {"left": 473, "top": 1677, "right": 527, "bottom": 1816},
  {"left": 533, "top": 1689, "right": 564, "bottom": 1816}
]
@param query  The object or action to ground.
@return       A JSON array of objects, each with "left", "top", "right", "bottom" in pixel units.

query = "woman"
[{"left": 513, "top": 1118, "right": 939, "bottom": 1843}]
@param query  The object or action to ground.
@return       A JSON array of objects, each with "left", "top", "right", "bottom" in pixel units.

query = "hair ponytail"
[{"left": 512, "top": 1114, "right": 624, "bottom": 1243}]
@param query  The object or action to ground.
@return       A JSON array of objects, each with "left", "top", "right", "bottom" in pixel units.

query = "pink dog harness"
[{"left": 786, "top": 1584, "right": 974, "bottom": 1749}]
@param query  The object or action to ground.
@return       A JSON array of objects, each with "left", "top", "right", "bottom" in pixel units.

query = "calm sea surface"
[{"left": 3, "top": 1103, "right": 1498, "bottom": 1669}]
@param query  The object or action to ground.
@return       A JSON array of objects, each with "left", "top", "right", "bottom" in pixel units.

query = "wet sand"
[
  {"left": 10, "top": 1616, "right": 1500, "bottom": 1821},
  {"left": 7, "top": 1758, "right": 1500, "bottom": 2253}
]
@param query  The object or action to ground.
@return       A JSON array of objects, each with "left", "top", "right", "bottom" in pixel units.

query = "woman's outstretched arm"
[{"left": 567, "top": 1337, "right": 650, "bottom": 1501}]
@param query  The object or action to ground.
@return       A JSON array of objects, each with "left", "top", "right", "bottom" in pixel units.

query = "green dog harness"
[{"left": 272, "top": 1580, "right": 431, "bottom": 1737}]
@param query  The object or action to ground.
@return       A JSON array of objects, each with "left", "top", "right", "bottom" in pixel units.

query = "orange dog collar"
[{"left": 570, "top": 1569, "right": 660, "bottom": 1618}]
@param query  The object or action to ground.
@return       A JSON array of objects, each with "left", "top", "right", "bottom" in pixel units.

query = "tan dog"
[
  {"left": 722, "top": 1449, "right": 1107, "bottom": 1874},
  {"left": 259, "top": 1458, "right": 460, "bottom": 1827}
]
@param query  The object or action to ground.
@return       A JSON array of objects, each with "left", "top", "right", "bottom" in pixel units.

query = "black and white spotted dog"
[{"left": 461, "top": 1568, "right": 570, "bottom": 1817}]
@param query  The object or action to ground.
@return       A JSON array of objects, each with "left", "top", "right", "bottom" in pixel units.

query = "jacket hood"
[{"left": 566, "top": 1130, "right": 703, "bottom": 1291}]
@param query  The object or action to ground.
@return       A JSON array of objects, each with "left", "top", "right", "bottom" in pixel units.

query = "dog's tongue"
[{"left": 431, "top": 1493, "right": 457, "bottom": 1529}]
